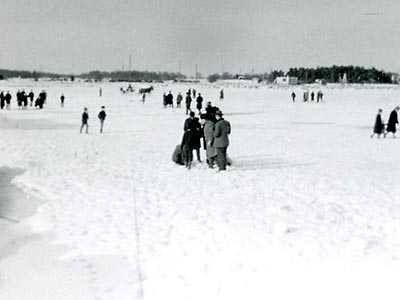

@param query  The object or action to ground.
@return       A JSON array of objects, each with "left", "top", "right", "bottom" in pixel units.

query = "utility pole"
[{"left": 195, "top": 63, "right": 198, "bottom": 79}]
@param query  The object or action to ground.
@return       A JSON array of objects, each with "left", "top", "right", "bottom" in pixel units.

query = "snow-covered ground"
[{"left": 1, "top": 79, "right": 400, "bottom": 300}]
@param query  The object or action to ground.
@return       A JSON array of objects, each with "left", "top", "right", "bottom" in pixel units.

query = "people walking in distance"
[
  {"left": 291, "top": 92, "right": 296, "bottom": 102},
  {"left": 192, "top": 89, "right": 196, "bottom": 99},
  {"left": 176, "top": 92, "right": 183, "bottom": 108},
  {"left": 185, "top": 92, "right": 192, "bottom": 115},
  {"left": 98, "top": 106, "right": 107, "bottom": 134},
  {"left": 80, "top": 107, "right": 89, "bottom": 134},
  {"left": 201, "top": 114, "right": 217, "bottom": 168},
  {"left": 99, "top": 87, "right": 102, "bottom": 97},
  {"left": 196, "top": 93, "right": 203, "bottom": 114},
  {"left": 213, "top": 110, "right": 231, "bottom": 171},
  {"left": 29, "top": 90, "right": 34, "bottom": 106},
  {"left": 317, "top": 90, "right": 323, "bottom": 102},
  {"left": 303, "top": 90, "right": 309, "bottom": 102},
  {"left": 311, "top": 91, "right": 315, "bottom": 101},
  {"left": 141, "top": 93, "right": 146, "bottom": 104},
  {"left": 220, "top": 89, "right": 224, "bottom": 101},
  {"left": 60, "top": 93, "right": 65, "bottom": 107},
  {"left": 16, "top": 90, "right": 22, "bottom": 109},
  {"left": 22, "top": 91, "right": 28, "bottom": 109},
  {"left": 5, "top": 91, "right": 12, "bottom": 109},
  {"left": 166, "top": 91, "right": 174, "bottom": 108},
  {"left": 0, "top": 91, "right": 5, "bottom": 109},
  {"left": 384, "top": 106, "right": 399, "bottom": 138},
  {"left": 370, "top": 109, "right": 385, "bottom": 139},
  {"left": 163, "top": 92, "right": 167, "bottom": 108}
]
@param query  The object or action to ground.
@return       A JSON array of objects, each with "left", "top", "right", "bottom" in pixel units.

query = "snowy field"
[{"left": 1, "top": 79, "right": 400, "bottom": 300}]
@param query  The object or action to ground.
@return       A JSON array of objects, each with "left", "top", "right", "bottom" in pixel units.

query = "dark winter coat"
[
  {"left": 181, "top": 131, "right": 192, "bottom": 151},
  {"left": 82, "top": 112, "right": 89, "bottom": 124},
  {"left": 98, "top": 111, "right": 107, "bottom": 120},
  {"left": 183, "top": 117, "right": 201, "bottom": 149},
  {"left": 386, "top": 110, "right": 398, "bottom": 133},
  {"left": 196, "top": 96, "right": 203, "bottom": 110},
  {"left": 373, "top": 114, "right": 385, "bottom": 134},
  {"left": 213, "top": 118, "right": 231, "bottom": 148}
]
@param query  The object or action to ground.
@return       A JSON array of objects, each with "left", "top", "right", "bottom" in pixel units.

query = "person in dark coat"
[
  {"left": 196, "top": 93, "right": 203, "bottom": 114},
  {"left": 205, "top": 101, "right": 219, "bottom": 122},
  {"left": 80, "top": 107, "right": 89, "bottom": 134},
  {"left": 181, "top": 130, "right": 193, "bottom": 169},
  {"left": 185, "top": 92, "right": 192, "bottom": 115},
  {"left": 220, "top": 89, "right": 224, "bottom": 101},
  {"left": 172, "top": 144, "right": 184, "bottom": 165},
  {"left": 0, "top": 91, "right": 5, "bottom": 109},
  {"left": 384, "top": 106, "right": 400, "bottom": 138},
  {"left": 311, "top": 91, "right": 315, "bottom": 101},
  {"left": 291, "top": 92, "right": 296, "bottom": 102},
  {"left": 5, "top": 91, "right": 12, "bottom": 109},
  {"left": 98, "top": 106, "right": 107, "bottom": 133},
  {"left": 184, "top": 111, "right": 202, "bottom": 162},
  {"left": 166, "top": 91, "right": 173, "bottom": 108},
  {"left": 370, "top": 109, "right": 385, "bottom": 138},
  {"left": 28, "top": 90, "right": 34, "bottom": 106},
  {"left": 213, "top": 110, "right": 231, "bottom": 171},
  {"left": 60, "top": 93, "right": 65, "bottom": 107}
]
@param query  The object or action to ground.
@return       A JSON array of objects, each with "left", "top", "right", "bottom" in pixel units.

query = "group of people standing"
[
  {"left": 0, "top": 89, "right": 48, "bottom": 109},
  {"left": 80, "top": 106, "right": 107, "bottom": 134},
  {"left": 172, "top": 101, "right": 231, "bottom": 171},
  {"left": 291, "top": 90, "right": 323, "bottom": 102},
  {"left": 371, "top": 106, "right": 399, "bottom": 138}
]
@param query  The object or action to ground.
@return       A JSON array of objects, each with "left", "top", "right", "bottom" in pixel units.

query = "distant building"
[{"left": 275, "top": 76, "right": 298, "bottom": 85}]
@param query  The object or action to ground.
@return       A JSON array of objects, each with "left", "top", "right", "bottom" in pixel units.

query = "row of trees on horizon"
[
  {"left": 207, "top": 66, "right": 396, "bottom": 84},
  {"left": 0, "top": 65, "right": 397, "bottom": 84}
]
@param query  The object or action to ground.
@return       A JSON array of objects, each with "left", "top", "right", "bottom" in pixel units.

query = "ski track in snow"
[{"left": 1, "top": 80, "right": 400, "bottom": 299}]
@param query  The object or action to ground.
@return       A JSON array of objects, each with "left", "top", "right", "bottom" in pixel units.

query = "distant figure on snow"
[
  {"left": 60, "top": 93, "right": 65, "bottom": 107},
  {"left": 384, "top": 106, "right": 399, "bottom": 138},
  {"left": 98, "top": 106, "right": 107, "bottom": 133},
  {"left": 291, "top": 92, "right": 296, "bottom": 102},
  {"left": 176, "top": 92, "right": 183, "bottom": 108},
  {"left": 185, "top": 92, "right": 192, "bottom": 115},
  {"left": 220, "top": 89, "right": 224, "bottom": 101},
  {"left": 80, "top": 107, "right": 89, "bottom": 134},
  {"left": 370, "top": 109, "right": 385, "bottom": 139},
  {"left": 196, "top": 93, "right": 203, "bottom": 114}
]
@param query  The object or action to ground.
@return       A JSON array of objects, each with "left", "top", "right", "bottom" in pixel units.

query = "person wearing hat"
[
  {"left": 80, "top": 107, "right": 89, "bottom": 134},
  {"left": 98, "top": 106, "right": 107, "bottom": 133},
  {"left": 213, "top": 110, "right": 231, "bottom": 171},
  {"left": 384, "top": 106, "right": 399, "bottom": 138}
]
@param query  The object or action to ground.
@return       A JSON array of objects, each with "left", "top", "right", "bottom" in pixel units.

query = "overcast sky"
[{"left": 1, "top": 0, "right": 399, "bottom": 76}]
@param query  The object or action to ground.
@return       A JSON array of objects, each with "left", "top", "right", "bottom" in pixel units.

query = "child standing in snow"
[{"left": 370, "top": 109, "right": 385, "bottom": 138}]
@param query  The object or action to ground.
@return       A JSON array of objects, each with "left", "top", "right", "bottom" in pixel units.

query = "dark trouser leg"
[
  {"left": 216, "top": 147, "right": 227, "bottom": 171},
  {"left": 196, "top": 149, "right": 201, "bottom": 162}
]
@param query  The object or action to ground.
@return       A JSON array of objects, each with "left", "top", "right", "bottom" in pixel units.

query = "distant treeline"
[
  {"left": 0, "top": 69, "right": 70, "bottom": 80},
  {"left": 0, "top": 69, "right": 186, "bottom": 82},
  {"left": 207, "top": 65, "right": 397, "bottom": 84},
  {"left": 80, "top": 70, "right": 186, "bottom": 82},
  {"left": 286, "top": 66, "right": 394, "bottom": 84}
]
